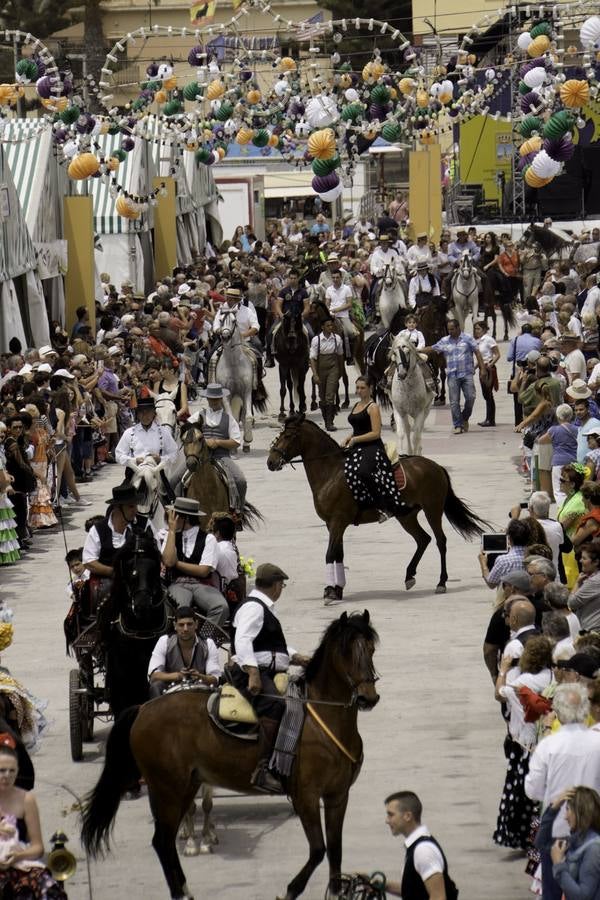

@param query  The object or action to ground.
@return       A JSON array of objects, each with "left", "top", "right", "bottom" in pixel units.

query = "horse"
[
  {"left": 450, "top": 254, "right": 481, "bottom": 331},
  {"left": 81, "top": 610, "right": 380, "bottom": 900},
  {"left": 273, "top": 310, "right": 310, "bottom": 422},
  {"left": 152, "top": 385, "right": 179, "bottom": 438},
  {"left": 267, "top": 416, "right": 487, "bottom": 599},
  {"left": 479, "top": 269, "right": 516, "bottom": 342},
  {"left": 389, "top": 334, "right": 435, "bottom": 456},
  {"left": 97, "top": 531, "right": 167, "bottom": 720},
  {"left": 378, "top": 263, "right": 408, "bottom": 332},
  {"left": 180, "top": 421, "right": 262, "bottom": 530},
  {"left": 214, "top": 306, "right": 268, "bottom": 452},
  {"left": 417, "top": 297, "right": 448, "bottom": 405},
  {"left": 127, "top": 456, "right": 172, "bottom": 533}
]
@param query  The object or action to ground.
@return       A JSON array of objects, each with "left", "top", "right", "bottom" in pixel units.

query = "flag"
[
  {"left": 295, "top": 12, "right": 326, "bottom": 43},
  {"left": 190, "top": 0, "right": 217, "bottom": 25}
]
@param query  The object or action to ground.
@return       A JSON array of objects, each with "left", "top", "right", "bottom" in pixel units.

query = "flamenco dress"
[
  {"left": 343, "top": 403, "right": 408, "bottom": 515},
  {"left": 28, "top": 426, "right": 57, "bottom": 529},
  {"left": 0, "top": 450, "right": 19, "bottom": 565}
]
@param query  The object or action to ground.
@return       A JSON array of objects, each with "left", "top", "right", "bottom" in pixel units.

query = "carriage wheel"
[
  {"left": 69, "top": 669, "right": 83, "bottom": 762},
  {"left": 79, "top": 661, "right": 95, "bottom": 742}
]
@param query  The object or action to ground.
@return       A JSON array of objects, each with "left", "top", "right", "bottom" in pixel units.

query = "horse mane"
[
  {"left": 285, "top": 414, "right": 341, "bottom": 451},
  {"left": 305, "top": 611, "right": 379, "bottom": 684},
  {"left": 310, "top": 299, "right": 329, "bottom": 318}
]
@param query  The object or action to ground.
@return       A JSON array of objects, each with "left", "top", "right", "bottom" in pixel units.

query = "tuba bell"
[{"left": 47, "top": 830, "right": 77, "bottom": 882}]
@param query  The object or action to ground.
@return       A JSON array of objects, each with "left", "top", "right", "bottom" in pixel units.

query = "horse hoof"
[
  {"left": 242, "top": 445, "right": 251, "bottom": 453},
  {"left": 405, "top": 577, "right": 416, "bottom": 590},
  {"left": 435, "top": 584, "right": 447, "bottom": 594},
  {"left": 310, "top": 402, "right": 318, "bottom": 411},
  {"left": 341, "top": 400, "right": 350, "bottom": 409},
  {"left": 183, "top": 842, "right": 200, "bottom": 857},
  {"left": 199, "top": 842, "right": 213, "bottom": 855}
]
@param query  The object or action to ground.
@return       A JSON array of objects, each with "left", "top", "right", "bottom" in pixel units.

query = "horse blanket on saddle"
[
  {"left": 208, "top": 345, "right": 261, "bottom": 391},
  {"left": 384, "top": 443, "right": 407, "bottom": 492}
]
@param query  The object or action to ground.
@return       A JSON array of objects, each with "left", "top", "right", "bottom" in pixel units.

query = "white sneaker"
[
  {"left": 75, "top": 498, "right": 93, "bottom": 507},
  {"left": 61, "top": 496, "right": 76, "bottom": 505}
]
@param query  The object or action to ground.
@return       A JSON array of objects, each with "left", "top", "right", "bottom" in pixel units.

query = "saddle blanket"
[
  {"left": 208, "top": 346, "right": 258, "bottom": 389},
  {"left": 270, "top": 678, "right": 306, "bottom": 777}
]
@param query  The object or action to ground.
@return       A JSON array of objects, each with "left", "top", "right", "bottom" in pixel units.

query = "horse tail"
[
  {"left": 81, "top": 706, "right": 140, "bottom": 857},
  {"left": 442, "top": 469, "right": 489, "bottom": 539},
  {"left": 501, "top": 302, "right": 516, "bottom": 328},
  {"left": 241, "top": 500, "right": 264, "bottom": 530},
  {"left": 252, "top": 388, "right": 269, "bottom": 414}
]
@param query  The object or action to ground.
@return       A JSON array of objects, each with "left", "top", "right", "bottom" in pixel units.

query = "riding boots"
[
  {"left": 250, "top": 717, "right": 285, "bottom": 794},
  {"left": 326, "top": 405, "right": 337, "bottom": 432}
]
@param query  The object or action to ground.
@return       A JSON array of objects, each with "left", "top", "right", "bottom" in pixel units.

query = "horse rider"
[
  {"left": 520, "top": 240, "right": 548, "bottom": 300},
  {"left": 369, "top": 234, "right": 404, "bottom": 316},
  {"left": 405, "top": 232, "right": 433, "bottom": 271},
  {"left": 191, "top": 383, "right": 247, "bottom": 513},
  {"left": 160, "top": 497, "right": 228, "bottom": 628},
  {"left": 448, "top": 229, "right": 480, "bottom": 265},
  {"left": 309, "top": 315, "right": 344, "bottom": 432},
  {"left": 265, "top": 269, "right": 311, "bottom": 368},
  {"left": 408, "top": 261, "right": 441, "bottom": 310},
  {"left": 388, "top": 226, "right": 408, "bottom": 262},
  {"left": 229, "top": 563, "right": 310, "bottom": 794},
  {"left": 211, "top": 285, "right": 265, "bottom": 379},
  {"left": 81, "top": 482, "right": 146, "bottom": 604},
  {"left": 147, "top": 605, "right": 221, "bottom": 698},
  {"left": 325, "top": 269, "right": 357, "bottom": 364},
  {"left": 317, "top": 252, "right": 353, "bottom": 298},
  {"left": 115, "top": 395, "right": 179, "bottom": 474}
]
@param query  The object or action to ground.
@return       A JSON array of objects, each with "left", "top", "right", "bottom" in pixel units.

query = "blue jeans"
[{"left": 448, "top": 374, "right": 476, "bottom": 429}]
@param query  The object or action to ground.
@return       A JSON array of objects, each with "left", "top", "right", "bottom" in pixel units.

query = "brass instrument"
[{"left": 47, "top": 830, "right": 77, "bottom": 882}]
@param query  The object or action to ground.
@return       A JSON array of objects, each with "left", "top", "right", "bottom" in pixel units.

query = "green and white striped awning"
[
  {"left": 145, "top": 115, "right": 195, "bottom": 216},
  {"left": 2, "top": 119, "right": 52, "bottom": 236},
  {"left": 80, "top": 131, "right": 140, "bottom": 236}
]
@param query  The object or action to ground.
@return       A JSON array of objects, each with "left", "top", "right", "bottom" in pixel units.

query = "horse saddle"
[
  {"left": 208, "top": 345, "right": 259, "bottom": 388},
  {"left": 206, "top": 674, "right": 289, "bottom": 741},
  {"left": 384, "top": 443, "right": 407, "bottom": 491}
]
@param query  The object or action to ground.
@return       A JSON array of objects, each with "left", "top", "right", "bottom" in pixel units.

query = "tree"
[
  {"left": 312, "top": 0, "right": 413, "bottom": 70},
  {"left": 0, "top": 0, "right": 83, "bottom": 41}
]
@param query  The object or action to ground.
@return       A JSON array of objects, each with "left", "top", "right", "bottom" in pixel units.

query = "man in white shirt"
[
  {"left": 115, "top": 396, "right": 179, "bottom": 471},
  {"left": 408, "top": 262, "right": 441, "bottom": 309},
  {"left": 353, "top": 215, "right": 373, "bottom": 245},
  {"left": 212, "top": 288, "right": 260, "bottom": 349},
  {"left": 325, "top": 270, "right": 356, "bottom": 361},
  {"left": 559, "top": 334, "right": 587, "bottom": 383},
  {"left": 82, "top": 482, "right": 141, "bottom": 579},
  {"left": 383, "top": 790, "right": 457, "bottom": 898},
  {"left": 230, "top": 563, "right": 309, "bottom": 794},
  {"left": 501, "top": 599, "right": 539, "bottom": 673},
  {"left": 147, "top": 605, "right": 221, "bottom": 698},
  {"left": 406, "top": 233, "right": 434, "bottom": 271},
  {"left": 309, "top": 316, "right": 344, "bottom": 431},
  {"left": 161, "top": 497, "right": 228, "bottom": 626},
  {"left": 370, "top": 234, "right": 404, "bottom": 278},
  {"left": 525, "top": 683, "right": 600, "bottom": 900}
]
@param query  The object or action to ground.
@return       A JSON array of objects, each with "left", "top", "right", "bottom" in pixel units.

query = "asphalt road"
[{"left": 2, "top": 345, "right": 529, "bottom": 900}]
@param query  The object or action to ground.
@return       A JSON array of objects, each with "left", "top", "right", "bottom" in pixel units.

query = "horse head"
[
  {"left": 390, "top": 334, "right": 415, "bottom": 380},
  {"left": 127, "top": 457, "right": 168, "bottom": 518},
  {"left": 181, "top": 420, "right": 207, "bottom": 473},
  {"left": 282, "top": 311, "right": 302, "bottom": 351},
  {"left": 113, "top": 532, "right": 164, "bottom": 618},
  {"left": 305, "top": 610, "right": 380, "bottom": 710},
  {"left": 459, "top": 252, "right": 473, "bottom": 276},
  {"left": 153, "top": 386, "right": 178, "bottom": 430},
  {"left": 382, "top": 263, "right": 399, "bottom": 289},
  {"left": 218, "top": 307, "right": 239, "bottom": 344},
  {"left": 266, "top": 414, "right": 305, "bottom": 471}
]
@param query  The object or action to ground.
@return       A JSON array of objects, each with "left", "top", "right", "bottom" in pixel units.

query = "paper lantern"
[
  {"left": 183, "top": 82, "right": 202, "bottom": 102},
  {"left": 215, "top": 101, "right": 233, "bottom": 121},
  {"left": 524, "top": 167, "right": 553, "bottom": 188},
  {"left": 381, "top": 122, "right": 401, "bottom": 143},
  {"left": 312, "top": 156, "right": 339, "bottom": 176},
  {"left": 530, "top": 21, "right": 552, "bottom": 38},
  {"left": 527, "top": 35, "right": 550, "bottom": 57},
  {"left": 216, "top": 146, "right": 226, "bottom": 159},
  {"left": 519, "top": 136, "right": 542, "bottom": 156},
  {"left": 252, "top": 129, "right": 269, "bottom": 147},
  {"left": 399, "top": 78, "right": 415, "bottom": 95},
  {"left": 163, "top": 100, "right": 182, "bottom": 116},
  {"left": 15, "top": 60, "right": 38, "bottom": 84},
  {"left": 312, "top": 172, "right": 339, "bottom": 193},
  {"left": 155, "top": 89, "right": 167, "bottom": 104},
  {"left": 517, "top": 32, "right": 533, "bottom": 50},
  {"left": 68, "top": 153, "right": 100, "bottom": 180},
  {"left": 531, "top": 149, "right": 562, "bottom": 178},
  {"left": 307, "top": 128, "right": 336, "bottom": 160},
  {"left": 236, "top": 127, "right": 253, "bottom": 145},
  {"left": 581, "top": 15, "right": 600, "bottom": 49},
  {"left": 318, "top": 182, "right": 344, "bottom": 203},
  {"left": 268, "top": 133, "right": 279, "bottom": 147},
  {"left": 339, "top": 74, "right": 353, "bottom": 89},
  {"left": 519, "top": 115, "right": 542, "bottom": 137},
  {"left": 163, "top": 76, "right": 177, "bottom": 91},
  {"left": 362, "top": 61, "right": 385, "bottom": 83},
  {"left": 105, "top": 157, "right": 120, "bottom": 172},
  {"left": 35, "top": 75, "right": 52, "bottom": 99},
  {"left": 279, "top": 57, "right": 296, "bottom": 72},
  {"left": 206, "top": 80, "right": 225, "bottom": 100},
  {"left": 0, "top": 84, "right": 17, "bottom": 104},
  {"left": 523, "top": 67, "right": 546, "bottom": 89},
  {"left": 371, "top": 84, "right": 391, "bottom": 104},
  {"left": 246, "top": 89, "right": 261, "bottom": 104},
  {"left": 116, "top": 195, "right": 140, "bottom": 219},
  {"left": 543, "top": 136, "right": 575, "bottom": 162},
  {"left": 344, "top": 88, "right": 359, "bottom": 102},
  {"left": 305, "top": 95, "right": 339, "bottom": 128},
  {"left": 420, "top": 131, "right": 437, "bottom": 145},
  {"left": 543, "top": 110, "right": 575, "bottom": 139},
  {"left": 188, "top": 45, "right": 204, "bottom": 66},
  {"left": 341, "top": 103, "right": 363, "bottom": 122},
  {"left": 520, "top": 91, "right": 540, "bottom": 114},
  {"left": 195, "top": 147, "right": 211, "bottom": 163},
  {"left": 416, "top": 90, "right": 429, "bottom": 108},
  {"left": 559, "top": 79, "right": 590, "bottom": 108}
]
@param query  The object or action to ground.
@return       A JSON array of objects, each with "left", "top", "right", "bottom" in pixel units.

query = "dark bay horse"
[
  {"left": 81, "top": 610, "right": 379, "bottom": 900},
  {"left": 273, "top": 310, "right": 310, "bottom": 421},
  {"left": 267, "top": 416, "right": 487, "bottom": 598},
  {"left": 98, "top": 532, "right": 167, "bottom": 719}
]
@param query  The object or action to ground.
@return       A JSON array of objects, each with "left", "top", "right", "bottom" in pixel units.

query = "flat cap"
[{"left": 255, "top": 563, "right": 289, "bottom": 582}]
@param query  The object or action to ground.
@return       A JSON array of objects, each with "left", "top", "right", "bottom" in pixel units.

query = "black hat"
[
  {"left": 556, "top": 653, "right": 599, "bottom": 678},
  {"left": 136, "top": 396, "right": 156, "bottom": 410},
  {"left": 106, "top": 482, "right": 141, "bottom": 505}
]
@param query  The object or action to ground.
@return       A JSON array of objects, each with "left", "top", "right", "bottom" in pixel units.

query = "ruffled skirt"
[{"left": 0, "top": 496, "right": 20, "bottom": 564}]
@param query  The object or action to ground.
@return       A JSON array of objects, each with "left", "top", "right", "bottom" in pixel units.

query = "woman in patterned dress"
[
  {"left": 0, "top": 424, "right": 19, "bottom": 565},
  {"left": 25, "top": 403, "right": 57, "bottom": 530}
]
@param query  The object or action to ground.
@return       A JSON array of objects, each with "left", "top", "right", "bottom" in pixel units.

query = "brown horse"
[
  {"left": 267, "top": 416, "right": 487, "bottom": 598},
  {"left": 180, "top": 421, "right": 261, "bottom": 530},
  {"left": 81, "top": 610, "right": 379, "bottom": 900}
]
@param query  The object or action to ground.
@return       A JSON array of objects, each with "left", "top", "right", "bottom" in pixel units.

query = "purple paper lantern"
[
  {"left": 53, "top": 127, "right": 68, "bottom": 144},
  {"left": 520, "top": 58, "right": 546, "bottom": 76},
  {"left": 520, "top": 91, "right": 540, "bottom": 114},
  {"left": 146, "top": 63, "right": 159, "bottom": 77},
  {"left": 240, "top": 70, "right": 253, "bottom": 82},
  {"left": 518, "top": 153, "right": 536, "bottom": 171},
  {"left": 543, "top": 136, "right": 575, "bottom": 162},
  {"left": 188, "top": 45, "right": 204, "bottom": 66},
  {"left": 36, "top": 76, "right": 52, "bottom": 99},
  {"left": 312, "top": 172, "right": 340, "bottom": 193},
  {"left": 61, "top": 78, "right": 73, "bottom": 96},
  {"left": 369, "top": 103, "right": 386, "bottom": 121},
  {"left": 122, "top": 137, "right": 135, "bottom": 152},
  {"left": 34, "top": 57, "right": 46, "bottom": 78}
]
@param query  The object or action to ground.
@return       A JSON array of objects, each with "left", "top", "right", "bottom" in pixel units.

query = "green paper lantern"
[
  {"left": 339, "top": 62, "right": 352, "bottom": 73},
  {"left": 163, "top": 99, "right": 182, "bottom": 116},
  {"left": 215, "top": 101, "right": 233, "bottom": 122},
  {"left": 252, "top": 128, "right": 269, "bottom": 147},
  {"left": 183, "top": 82, "right": 202, "bottom": 102},
  {"left": 195, "top": 147, "right": 211, "bottom": 164},
  {"left": 113, "top": 149, "right": 127, "bottom": 162},
  {"left": 142, "top": 80, "right": 161, "bottom": 92},
  {"left": 371, "top": 84, "right": 391, "bottom": 104},
  {"left": 381, "top": 122, "right": 401, "bottom": 142},
  {"left": 518, "top": 81, "right": 531, "bottom": 95},
  {"left": 131, "top": 98, "right": 146, "bottom": 111},
  {"left": 59, "top": 105, "right": 80, "bottom": 125},
  {"left": 311, "top": 155, "right": 340, "bottom": 176},
  {"left": 543, "top": 110, "right": 575, "bottom": 139},
  {"left": 519, "top": 115, "right": 542, "bottom": 137},
  {"left": 108, "top": 125, "right": 121, "bottom": 135},
  {"left": 16, "top": 59, "right": 38, "bottom": 81},
  {"left": 341, "top": 103, "right": 363, "bottom": 122},
  {"left": 530, "top": 21, "right": 552, "bottom": 38}
]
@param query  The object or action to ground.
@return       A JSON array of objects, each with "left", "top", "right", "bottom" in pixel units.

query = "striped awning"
[
  {"left": 2, "top": 119, "right": 52, "bottom": 235},
  {"left": 144, "top": 115, "right": 195, "bottom": 216},
  {"left": 79, "top": 131, "right": 139, "bottom": 235}
]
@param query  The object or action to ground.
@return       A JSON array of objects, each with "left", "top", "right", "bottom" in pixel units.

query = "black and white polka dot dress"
[
  {"left": 344, "top": 403, "right": 404, "bottom": 513},
  {"left": 493, "top": 736, "right": 535, "bottom": 850}
]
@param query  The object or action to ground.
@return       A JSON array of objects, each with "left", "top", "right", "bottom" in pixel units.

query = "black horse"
[
  {"left": 273, "top": 310, "right": 310, "bottom": 421},
  {"left": 98, "top": 532, "right": 167, "bottom": 720}
]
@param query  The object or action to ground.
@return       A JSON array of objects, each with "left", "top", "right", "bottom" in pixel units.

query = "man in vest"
[
  {"left": 161, "top": 497, "right": 228, "bottom": 627},
  {"left": 230, "top": 563, "right": 310, "bottom": 794},
  {"left": 383, "top": 790, "right": 457, "bottom": 899},
  {"left": 369, "top": 234, "right": 404, "bottom": 317},
  {"left": 309, "top": 316, "right": 344, "bottom": 432},
  {"left": 115, "top": 395, "right": 179, "bottom": 471},
  {"left": 82, "top": 482, "right": 144, "bottom": 602},
  {"left": 147, "top": 605, "right": 221, "bottom": 698},
  {"left": 193, "top": 383, "right": 247, "bottom": 513}
]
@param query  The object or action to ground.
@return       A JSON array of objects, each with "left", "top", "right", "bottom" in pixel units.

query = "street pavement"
[{"left": 2, "top": 343, "right": 531, "bottom": 900}]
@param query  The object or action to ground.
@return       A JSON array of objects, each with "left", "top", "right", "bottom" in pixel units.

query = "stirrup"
[{"left": 250, "top": 765, "right": 284, "bottom": 795}]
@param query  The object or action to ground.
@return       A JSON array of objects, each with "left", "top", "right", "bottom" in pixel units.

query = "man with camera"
[{"left": 148, "top": 605, "right": 221, "bottom": 698}]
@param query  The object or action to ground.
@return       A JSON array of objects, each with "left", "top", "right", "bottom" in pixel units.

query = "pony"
[
  {"left": 389, "top": 334, "right": 435, "bottom": 456},
  {"left": 214, "top": 306, "right": 268, "bottom": 452},
  {"left": 450, "top": 254, "right": 481, "bottom": 331},
  {"left": 378, "top": 263, "right": 408, "bottom": 332},
  {"left": 97, "top": 531, "right": 167, "bottom": 720},
  {"left": 267, "top": 416, "right": 487, "bottom": 598},
  {"left": 273, "top": 310, "right": 310, "bottom": 422},
  {"left": 81, "top": 610, "right": 380, "bottom": 900}
]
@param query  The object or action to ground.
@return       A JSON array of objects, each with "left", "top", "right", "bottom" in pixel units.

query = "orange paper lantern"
[
  {"left": 68, "top": 153, "right": 100, "bottom": 180},
  {"left": 207, "top": 80, "right": 225, "bottom": 100},
  {"left": 116, "top": 195, "right": 141, "bottom": 219},
  {"left": 307, "top": 128, "right": 336, "bottom": 160},
  {"left": 559, "top": 79, "right": 590, "bottom": 108},
  {"left": 246, "top": 89, "right": 261, "bottom": 105},
  {"left": 519, "top": 136, "right": 543, "bottom": 156}
]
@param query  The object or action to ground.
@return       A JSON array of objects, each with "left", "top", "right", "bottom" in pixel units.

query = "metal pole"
[
  {"left": 13, "top": 36, "right": 23, "bottom": 118},
  {"left": 67, "top": 53, "right": 89, "bottom": 107}
]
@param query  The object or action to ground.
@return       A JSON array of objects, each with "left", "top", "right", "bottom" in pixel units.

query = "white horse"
[
  {"left": 379, "top": 262, "right": 408, "bottom": 331},
  {"left": 151, "top": 385, "right": 179, "bottom": 436},
  {"left": 127, "top": 456, "right": 171, "bottom": 532},
  {"left": 451, "top": 253, "right": 481, "bottom": 331},
  {"left": 214, "top": 306, "right": 256, "bottom": 453},
  {"left": 389, "top": 334, "right": 435, "bottom": 456}
]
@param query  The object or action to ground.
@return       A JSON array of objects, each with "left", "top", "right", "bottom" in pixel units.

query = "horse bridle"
[
  {"left": 218, "top": 307, "right": 239, "bottom": 341},
  {"left": 269, "top": 425, "right": 341, "bottom": 469},
  {"left": 392, "top": 343, "right": 411, "bottom": 380}
]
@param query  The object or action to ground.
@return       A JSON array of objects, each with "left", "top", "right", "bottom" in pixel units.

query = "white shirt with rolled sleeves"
[
  {"left": 147, "top": 635, "right": 221, "bottom": 679},
  {"left": 369, "top": 247, "right": 403, "bottom": 277},
  {"left": 326, "top": 284, "right": 353, "bottom": 319},
  {"left": 232, "top": 589, "right": 295, "bottom": 671},
  {"left": 82, "top": 513, "right": 133, "bottom": 564},
  {"left": 159, "top": 525, "right": 218, "bottom": 570},
  {"left": 310, "top": 333, "right": 343, "bottom": 360},
  {"left": 407, "top": 274, "right": 440, "bottom": 308},
  {"left": 213, "top": 302, "right": 259, "bottom": 339},
  {"left": 403, "top": 825, "right": 445, "bottom": 882},
  {"left": 202, "top": 407, "right": 242, "bottom": 444},
  {"left": 406, "top": 244, "right": 433, "bottom": 270},
  {"left": 115, "top": 420, "right": 179, "bottom": 466}
]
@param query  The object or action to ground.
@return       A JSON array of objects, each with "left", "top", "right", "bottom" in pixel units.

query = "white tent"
[{"left": 0, "top": 124, "right": 50, "bottom": 352}]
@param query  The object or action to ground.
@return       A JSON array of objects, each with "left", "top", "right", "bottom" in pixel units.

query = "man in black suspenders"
[
  {"left": 309, "top": 316, "right": 344, "bottom": 432},
  {"left": 383, "top": 791, "right": 458, "bottom": 899}
]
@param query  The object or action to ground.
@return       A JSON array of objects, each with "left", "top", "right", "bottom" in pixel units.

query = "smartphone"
[
  {"left": 97, "top": 359, "right": 104, "bottom": 371},
  {"left": 481, "top": 533, "right": 509, "bottom": 554}
]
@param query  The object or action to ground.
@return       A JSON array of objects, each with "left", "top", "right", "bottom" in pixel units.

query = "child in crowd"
[{"left": 398, "top": 314, "right": 425, "bottom": 349}]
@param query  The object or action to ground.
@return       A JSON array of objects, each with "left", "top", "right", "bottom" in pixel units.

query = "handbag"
[{"left": 507, "top": 335, "right": 518, "bottom": 394}]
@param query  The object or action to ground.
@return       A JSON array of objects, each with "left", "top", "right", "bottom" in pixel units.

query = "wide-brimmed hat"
[
  {"left": 583, "top": 425, "right": 600, "bottom": 438},
  {"left": 327, "top": 253, "right": 340, "bottom": 262},
  {"left": 566, "top": 379, "right": 592, "bottom": 400},
  {"left": 106, "top": 483, "right": 141, "bottom": 505},
  {"left": 200, "top": 383, "right": 230, "bottom": 399},
  {"left": 38, "top": 345, "right": 57, "bottom": 358},
  {"left": 556, "top": 653, "right": 598, "bottom": 678},
  {"left": 37, "top": 363, "right": 52, "bottom": 374},
  {"left": 378, "top": 234, "right": 390, "bottom": 241},
  {"left": 136, "top": 396, "right": 156, "bottom": 410},
  {"left": 54, "top": 368, "right": 76, "bottom": 380},
  {"left": 416, "top": 231, "right": 428, "bottom": 240},
  {"left": 416, "top": 260, "right": 429, "bottom": 269},
  {"left": 178, "top": 283, "right": 191, "bottom": 296},
  {"left": 168, "top": 497, "right": 206, "bottom": 518}
]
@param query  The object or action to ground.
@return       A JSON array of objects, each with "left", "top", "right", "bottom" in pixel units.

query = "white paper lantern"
[
  {"left": 157, "top": 63, "right": 173, "bottom": 80},
  {"left": 531, "top": 150, "right": 561, "bottom": 178},
  {"left": 295, "top": 119, "right": 311, "bottom": 137},
  {"left": 344, "top": 88, "right": 359, "bottom": 102},
  {"left": 523, "top": 67, "right": 546, "bottom": 89},
  {"left": 429, "top": 82, "right": 442, "bottom": 97},
  {"left": 485, "top": 68, "right": 496, "bottom": 81},
  {"left": 274, "top": 79, "right": 291, "bottom": 98},
  {"left": 441, "top": 80, "right": 454, "bottom": 97},
  {"left": 305, "top": 94, "right": 340, "bottom": 128},
  {"left": 63, "top": 140, "right": 77, "bottom": 159},
  {"left": 580, "top": 15, "right": 600, "bottom": 49},
  {"left": 318, "top": 182, "right": 344, "bottom": 203},
  {"left": 517, "top": 32, "right": 533, "bottom": 50}
]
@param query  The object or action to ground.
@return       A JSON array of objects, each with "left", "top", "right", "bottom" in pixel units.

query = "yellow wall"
[
  {"left": 64, "top": 196, "right": 95, "bottom": 331},
  {"left": 153, "top": 176, "right": 177, "bottom": 279},
  {"left": 459, "top": 116, "right": 513, "bottom": 202},
  {"left": 408, "top": 144, "right": 442, "bottom": 242}
]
